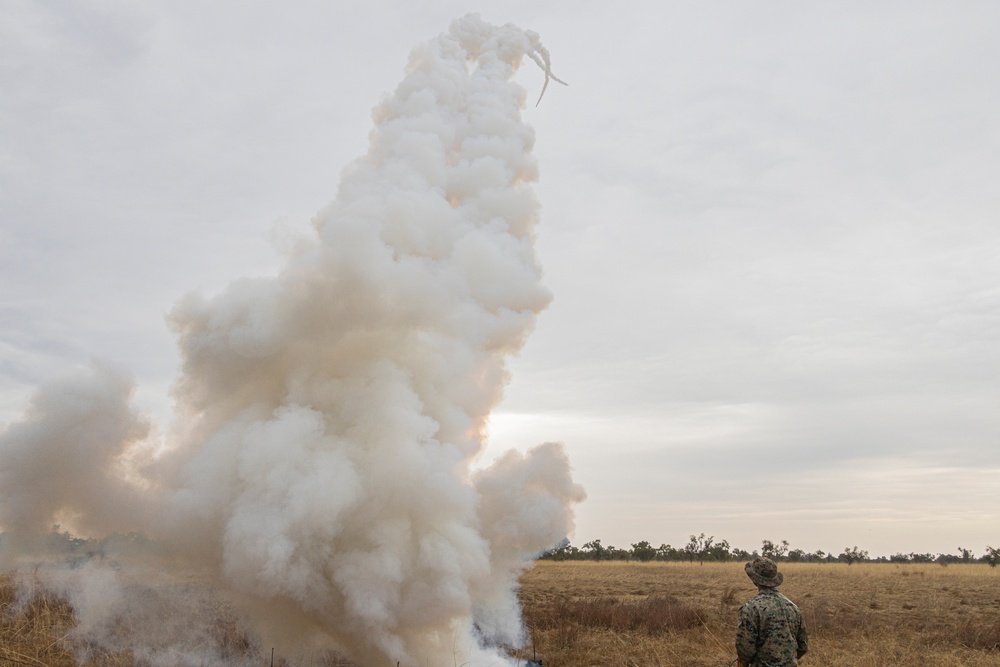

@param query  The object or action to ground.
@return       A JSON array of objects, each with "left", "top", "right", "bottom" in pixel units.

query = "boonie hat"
[{"left": 745, "top": 556, "right": 783, "bottom": 587}]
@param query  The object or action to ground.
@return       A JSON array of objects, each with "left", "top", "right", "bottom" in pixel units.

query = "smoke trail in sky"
[{"left": 0, "top": 14, "right": 583, "bottom": 666}]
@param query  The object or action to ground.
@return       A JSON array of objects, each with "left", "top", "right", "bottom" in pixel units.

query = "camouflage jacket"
[{"left": 736, "top": 588, "right": 808, "bottom": 667}]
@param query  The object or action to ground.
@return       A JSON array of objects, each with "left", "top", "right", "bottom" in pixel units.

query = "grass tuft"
[{"left": 953, "top": 616, "right": 1000, "bottom": 651}]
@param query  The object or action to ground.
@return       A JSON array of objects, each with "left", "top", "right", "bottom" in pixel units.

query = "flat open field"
[
  {"left": 2, "top": 562, "right": 998, "bottom": 666},
  {"left": 517, "top": 560, "right": 1000, "bottom": 667}
]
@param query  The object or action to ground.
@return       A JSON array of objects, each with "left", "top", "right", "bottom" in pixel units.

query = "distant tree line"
[
  {"left": 5, "top": 527, "right": 999, "bottom": 570},
  {"left": 538, "top": 533, "right": 1000, "bottom": 568}
]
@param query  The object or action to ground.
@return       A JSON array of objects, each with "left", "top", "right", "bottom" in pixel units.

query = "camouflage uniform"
[{"left": 736, "top": 558, "right": 808, "bottom": 667}]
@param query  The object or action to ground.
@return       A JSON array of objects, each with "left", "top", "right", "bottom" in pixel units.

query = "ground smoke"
[{"left": 0, "top": 14, "right": 583, "bottom": 666}]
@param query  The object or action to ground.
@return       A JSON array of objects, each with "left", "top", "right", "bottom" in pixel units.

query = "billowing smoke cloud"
[{"left": 0, "top": 14, "right": 583, "bottom": 666}]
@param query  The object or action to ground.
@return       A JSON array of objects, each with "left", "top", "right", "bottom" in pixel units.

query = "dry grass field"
[
  {"left": 0, "top": 574, "right": 88, "bottom": 667},
  {"left": 517, "top": 560, "right": 1000, "bottom": 667},
  {"left": 2, "top": 562, "right": 998, "bottom": 666}
]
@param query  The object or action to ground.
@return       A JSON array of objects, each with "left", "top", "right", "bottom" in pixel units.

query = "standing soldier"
[{"left": 736, "top": 557, "right": 808, "bottom": 666}]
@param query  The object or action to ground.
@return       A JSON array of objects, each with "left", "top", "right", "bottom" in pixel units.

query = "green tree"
[
  {"left": 631, "top": 541, "right": 656, "bottom": 562},
  {"left": 539, "top": 538, "right": 575, "bottom": 560},
  {"left": 657, "top": 544, "right": 680, "bottom": 561},
  {"left": 696, "top": 534, "right": 714, "bottom": 564},
  {"left": 605, "top": 545, "right": 629, "bottom": 560},
  {"left": 732, "top": 547, "right": 753, "bottom": 561},
  {"left": 761, "top": 539, "right": 789, "bottom": 561},
  {"left": 985, "top": 546, "right": 1000, "bottom": 568},
  {"left": 839, "top": 546, "right": 868, "bottom": 565},
  {"left": 787, "top": 548, "right": 805, "bottom": 562},
  {"left": 582, "top": 539, "right": 606, "bottom": 561},
  {"left": 683, "top": 535, "right": 699, "bottom": 562},
  {"left": 684, "top": 533, "right": 714, "bottom": 564},
  {"left": 707, "top": 539, "right": 732, "bottom": 562}
]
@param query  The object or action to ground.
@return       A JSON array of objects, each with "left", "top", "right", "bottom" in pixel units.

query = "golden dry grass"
[
  {"left": 3, "top": 564, "right": 999, "bottom": 666},
  {"left": 517, "top": 561, "right": 1000, "bottom": 667},
  {"left": 0, "top": 573, "right": 93, "bottom": 667},
  {"left": 0, "top": 573, "right": 232, "bottom": 667}
]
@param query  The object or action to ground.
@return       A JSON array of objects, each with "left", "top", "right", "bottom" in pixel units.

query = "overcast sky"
[{"left": 3, "top": 1, "right": 999, "bottom": 558}]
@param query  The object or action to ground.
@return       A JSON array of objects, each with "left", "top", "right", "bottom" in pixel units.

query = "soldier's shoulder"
[{"left": 777, "top": 592, "right": 803, "bottom": 610}]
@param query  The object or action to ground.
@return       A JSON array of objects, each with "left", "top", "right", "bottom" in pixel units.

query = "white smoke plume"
[{"left": 0, "top": 14, "right": 583, "bottom": 667}]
